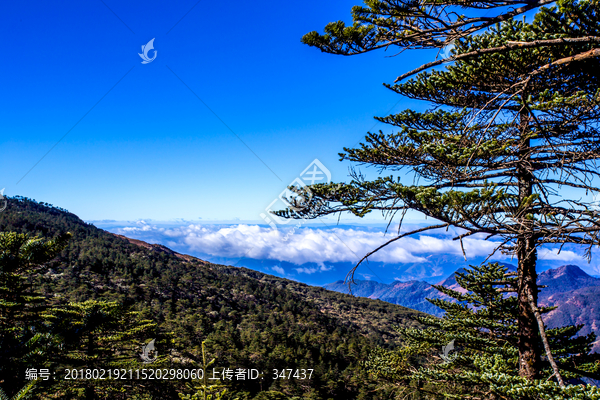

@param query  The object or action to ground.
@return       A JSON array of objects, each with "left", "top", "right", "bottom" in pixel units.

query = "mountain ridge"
[
  {"left": 537, "top": 264, "right": 600, "bottom": 295},
  {"left": 0, "top": 196, "right": 425, "bottom": 399},
  {"left": 325, "top": 263, "right": 600, "bottom": 351}
]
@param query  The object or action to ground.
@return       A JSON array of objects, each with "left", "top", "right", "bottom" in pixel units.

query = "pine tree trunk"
[
  {"left": 517, "top": 236, "right": 540, "bottom": 379},
  {"left": 516, "top": 108, "right": 541, "bottom": 380}
]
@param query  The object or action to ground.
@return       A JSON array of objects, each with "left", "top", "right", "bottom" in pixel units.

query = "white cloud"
[
  {"left": 272, "top": 265, "right": 285, "bottom": 275},
  {"left": 295, "top": 263, "right": 334, "bottom": 274},
  {"left": 295, "top": 267, "right": 318, "bottom": 274},
  {"left": 123, "top": 224, "right": 154, "bottom": 232},
  {"left": 111, "top": 223, "right": 588, "bottom": 268},
  {"left": 537, "top": 248, "right": 582, "bottom": 262},
  {"left": 317, "top": 263, "right": 334, "bottom": 272}
]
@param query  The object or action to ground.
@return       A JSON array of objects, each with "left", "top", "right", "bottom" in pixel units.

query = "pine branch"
[
  {"left": 529, "top": 48, "right": 600, "bottom": 77},
  {"left": 526, "top": 285, "right": 565, "bottom": 387},
  {"left": 345, "top": 222, "right": 450, "bottom": 293},
  {"left": 395, "top": 36, "right": 600, "bottom": 82}
]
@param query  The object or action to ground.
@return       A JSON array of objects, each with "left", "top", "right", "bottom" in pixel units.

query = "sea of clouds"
[{"left": 114, "top": 222, "right": 582, "bottom": 265}]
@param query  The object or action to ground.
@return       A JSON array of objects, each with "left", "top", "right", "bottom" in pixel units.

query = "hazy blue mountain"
[
  {"left": 324, "top": 279, "right": 448, "bottom": 316},
  {"left": 325, "top": 262, "right": 600, "bottom": 344},
  {"left": 324, "top": 279, "right": 390, "bottom": 298}
]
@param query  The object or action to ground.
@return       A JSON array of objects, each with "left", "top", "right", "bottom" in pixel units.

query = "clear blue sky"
[
  {"left": 5, "top": 1, "right": 595, "bottom": 281},
  {"left": 2, "top": 0, "right": 437, "bottom": 222}
]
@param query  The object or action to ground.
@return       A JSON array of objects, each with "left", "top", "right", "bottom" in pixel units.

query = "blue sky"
[
  {"left": 5, "top": 1, "right": 597, "bottom": 284},
  {"left": 2, "top": 0, "right": 433, "bottom": 222}
]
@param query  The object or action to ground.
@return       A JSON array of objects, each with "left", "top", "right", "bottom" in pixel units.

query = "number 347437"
[{"left": 272, "top": 369, "right": 313, "bottom": 379}]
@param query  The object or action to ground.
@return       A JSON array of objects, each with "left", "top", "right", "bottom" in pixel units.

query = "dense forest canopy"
[{"left": 0, "top": 196, "right": 424, "bottom": 399}]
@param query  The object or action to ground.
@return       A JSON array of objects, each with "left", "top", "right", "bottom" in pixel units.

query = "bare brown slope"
[{"left": 111, "top": 233, "right": 209, "bottom": 264}]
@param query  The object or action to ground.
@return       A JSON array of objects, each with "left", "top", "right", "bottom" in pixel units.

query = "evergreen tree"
[
  {"left": 179, "top": 341, "right": 229, "bottom": 400},
  {"left": 40, "top": 299, "right": 170, "bottom": 399},
  {"left": 0, "top": 231, "right": 70, "bottom": 397},
  {"left": 0, "top": 229, "right": 174, "bottom": 399},
  {"left": 284, "top": 0, "right": 600, "bottom": 382},
  {"left": 301, "top": 0, "right": 599, "bottom": 76},
  {"left": 0, "top": 381, "right": 37, "bottom": 400},
  {"left": 44, "top": 299, "right": 159, "bottom": 366},
  {"left": 365, "top": 262, "right": 600, "bottom": 399}
]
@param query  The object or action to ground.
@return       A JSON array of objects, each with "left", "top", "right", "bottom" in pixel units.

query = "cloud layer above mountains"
[{"left": 113, "top": 222, "right": 584, "bottom": 266}]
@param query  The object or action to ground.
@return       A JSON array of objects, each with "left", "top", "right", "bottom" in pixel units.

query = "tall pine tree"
[{"left": 280, "top": 0, "right": 600, "bottom": 382}]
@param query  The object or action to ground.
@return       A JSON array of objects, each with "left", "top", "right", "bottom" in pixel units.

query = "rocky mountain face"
[
  {"left": 537, "top": 264, "right": 600, "bottom": 295},
  {"left": 536, "top": 265, "right": 600, "bottom": 351}
]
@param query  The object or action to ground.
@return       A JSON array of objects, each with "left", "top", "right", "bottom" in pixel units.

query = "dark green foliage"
[
  {"left": 178, "top": 340, "right": 229, "bottom": 400},
  {"left": 0, "top": 230, "right": 70, "bottom": 396},
  {"left": 40, "top": 299, "right": 174, "bottom": 399},
  {"left": 366, "top": 263, "right": 600, "bottom": 399},
  {"left": 290, "top": 0, "right": 600, "bottom": 388},
  {"left": 0, "top": 196, "right": 423, "bottom": 399}
]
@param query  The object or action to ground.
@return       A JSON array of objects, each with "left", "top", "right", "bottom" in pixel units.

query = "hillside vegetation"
[{"left": 0, "top": 196, "right": 423, "bottom": 399}]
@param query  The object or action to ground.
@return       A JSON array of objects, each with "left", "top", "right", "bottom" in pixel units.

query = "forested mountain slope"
[{"left": 0, "top": 196, "right": 423, "bottom": 399}]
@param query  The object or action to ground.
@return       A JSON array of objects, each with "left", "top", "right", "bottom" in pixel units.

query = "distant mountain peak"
[
  {"left": 538, "top": 264, "right": 600, "bottom": 297},
  {"left": 543, "top": 264, "right": 589, "bottom": 278}
]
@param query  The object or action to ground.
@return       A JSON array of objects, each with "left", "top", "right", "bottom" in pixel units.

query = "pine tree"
[
  {"left": 40, "top": 300, "right": 175, "bottom": 399},
  {"left": 281, "top": 0, "right": 600, "bottom": 382},
  {"left": 0, "top": 230, "right": 174, "bottom": 399},
  {"left": 0, "top": 381, "right": 37, "bottom": 400},
  {"left": 44, "top": 299, "right": 158, "bottom": 366},
  {"left": 365, "top": 262, "right": 600, "bottom": 399},
  {"left": 301, "top": 0, "right": 599, "bottom": 75},
  {"left": 0, "top": 232, "right": 70, "bottom": 397},
  {"left": 179, "top": 341, "right": 230, "bottom": 400}
]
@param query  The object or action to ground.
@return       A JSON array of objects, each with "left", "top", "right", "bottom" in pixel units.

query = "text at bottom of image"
[{"left": 25, "top": 368, "right": 314, "bottom": 381}]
